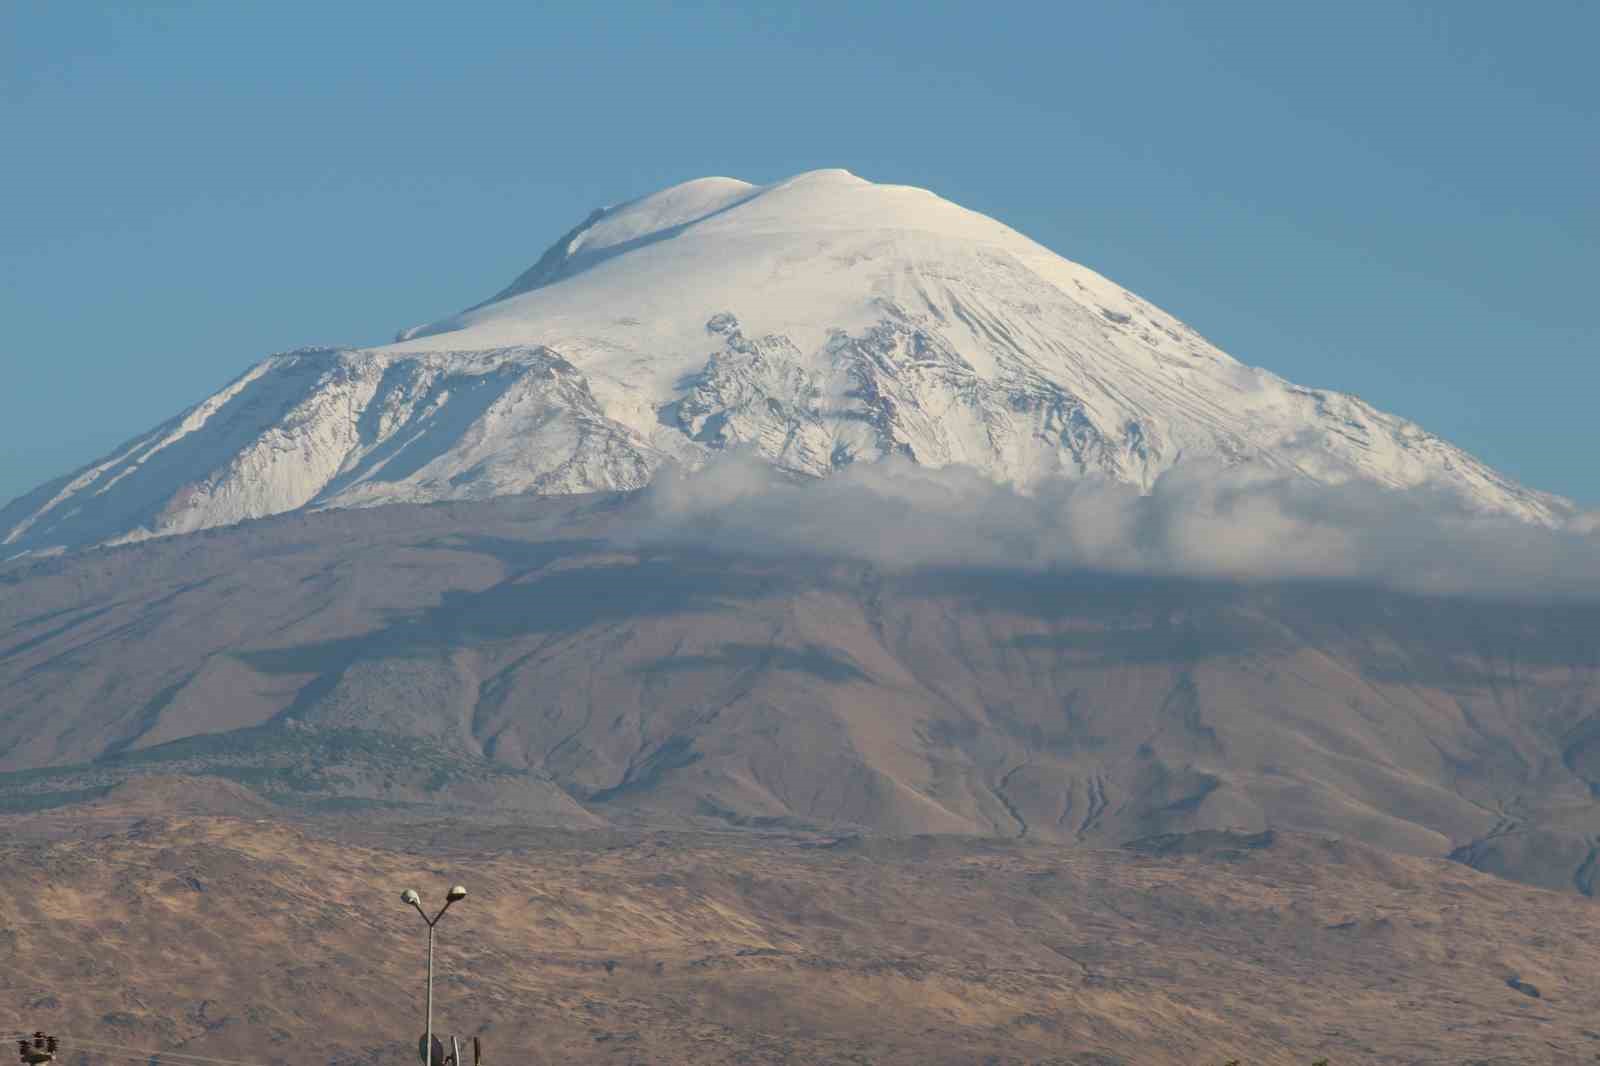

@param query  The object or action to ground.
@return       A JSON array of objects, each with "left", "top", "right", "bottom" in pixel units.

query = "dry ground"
[
  {"left": 8, "top": 495, "right": 1600, "bottom": 895},
  {"left": 5, "top": 794, "right": 1600, "bottom": 1065}
]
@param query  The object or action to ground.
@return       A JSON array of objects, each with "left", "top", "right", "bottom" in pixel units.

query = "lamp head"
[
  {"left": 446, "top": 885, "right": 467, "bottom": 903},
  {"left": 401, "top": 888, "right": 421, "bottom": 906}
]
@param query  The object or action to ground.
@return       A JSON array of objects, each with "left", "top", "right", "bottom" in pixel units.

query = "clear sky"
[{"left": 2, "top": 0, "right": 1595, "bottom": 506}]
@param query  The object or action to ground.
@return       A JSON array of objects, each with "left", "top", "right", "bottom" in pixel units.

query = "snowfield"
[{"left": 1, "top": 168, "right": 1570, "bottom": 555}]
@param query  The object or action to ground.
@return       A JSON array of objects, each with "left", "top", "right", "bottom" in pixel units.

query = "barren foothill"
[
  {"left": 6, "top": 495, "right": 1600, "bottom": 899},
  {"left": 3, "top": 802, "right": 1599, "bottom": 1064}
]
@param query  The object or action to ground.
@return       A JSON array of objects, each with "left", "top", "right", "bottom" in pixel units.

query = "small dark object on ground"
[{"left": 1507, "top": 976, "right": 1542, "bottom": 998}]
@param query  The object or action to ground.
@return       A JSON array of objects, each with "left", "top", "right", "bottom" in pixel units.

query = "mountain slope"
[
  {"left": 2, "top": 169, "right": 1568, "bottom": 555},
  {"left": 6, "top": 495, "right": 1600, "bottom": 893}
]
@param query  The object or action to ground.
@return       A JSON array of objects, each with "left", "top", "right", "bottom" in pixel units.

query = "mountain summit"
[{"left": 1, "top": 168, "right": 1567, "bottom": 554}]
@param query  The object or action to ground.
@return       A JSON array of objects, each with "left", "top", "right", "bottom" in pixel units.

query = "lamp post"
[{"left": 401, "top": 884, "right": 467, "bottom": 1065}]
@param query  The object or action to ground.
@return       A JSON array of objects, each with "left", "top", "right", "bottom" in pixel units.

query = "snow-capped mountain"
[{"left": 1, "top": 168, "right": 1568, "bottom": 554}]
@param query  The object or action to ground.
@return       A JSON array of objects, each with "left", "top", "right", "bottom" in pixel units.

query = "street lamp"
[{"left": 401, "top": 885, "right": 467, "bottom": 1065}]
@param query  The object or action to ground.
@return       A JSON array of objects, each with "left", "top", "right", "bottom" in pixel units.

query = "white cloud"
[{"left": 626, "top": 455, "right": 1600, "bottom": 601}]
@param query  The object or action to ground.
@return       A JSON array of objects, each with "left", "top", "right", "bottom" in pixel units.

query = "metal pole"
[
  {"left": 452, "top": 1036, "right": 461, "bottom": 1066},
  {"left": 426, "top": 921, "right": 435, "bottom": 1065}
]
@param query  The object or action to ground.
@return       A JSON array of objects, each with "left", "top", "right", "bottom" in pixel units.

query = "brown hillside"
[
  {"left": 4, "top": 811, "right": 1600, "bottom": 1064},
  {"left": 4, "top": 493, "right": 1600, "bottom": 891}
]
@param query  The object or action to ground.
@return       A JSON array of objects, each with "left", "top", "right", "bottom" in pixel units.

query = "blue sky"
[{"left": 2, "top": 0, "right": 1595, "bottom": 505}]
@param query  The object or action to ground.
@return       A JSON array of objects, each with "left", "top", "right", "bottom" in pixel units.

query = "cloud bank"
[{"left": 626, "top": 455, "right": 1600, "bottom": 601}]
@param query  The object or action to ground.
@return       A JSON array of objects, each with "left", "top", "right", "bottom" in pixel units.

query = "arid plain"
[{"left": 6, "top": 786, "right": 1600, "bottom": 1065}]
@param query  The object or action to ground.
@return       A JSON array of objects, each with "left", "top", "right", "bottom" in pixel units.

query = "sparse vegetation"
[
  {"left": 0, "top": 723, "right": 537, "bottom": 812},
  {"left": 7, "top": 500, "right": 1600, "bottom": 897},
  {"left": 4, "top": 810, "right": 1600, "bottom": 1063}
]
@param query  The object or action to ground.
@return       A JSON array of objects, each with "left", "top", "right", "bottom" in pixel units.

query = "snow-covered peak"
[
  {"left": 576, "top": 175, "right": 759, "bottom": 251},
  {"left": 2, "top": 169, "right": 1572, "bottom": 556},
  {"left": 401, "top": 169, "right": 1004, "bottom": 344},
  {"left": 390, "top": 167, "right": 1147, "bottom": 379}
]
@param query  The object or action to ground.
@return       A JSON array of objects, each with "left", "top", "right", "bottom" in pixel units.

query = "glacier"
[{"left": 1, "top": 168, "right": 1570, "bottom": 555}]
